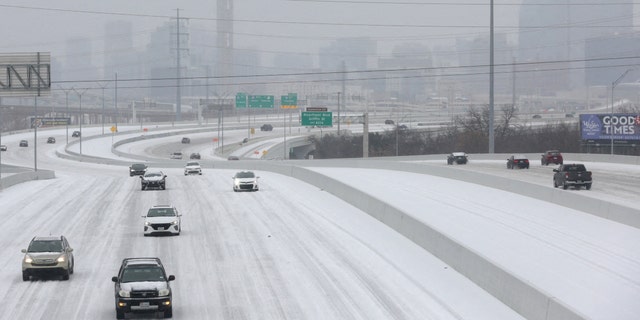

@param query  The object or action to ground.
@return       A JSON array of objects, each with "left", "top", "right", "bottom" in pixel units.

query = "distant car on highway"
[
  {"left": 170, "top": 152, "right": 183, "bottom": 160},
  {"left": 19, "top": 140, "right": 28, "bottom": 147},
  {"left": 384, "top": 119, "right": 395, "bottom": 125},
  {"left": 0, "top": 144, "right": 6, "bottom": 151},
  {"left": 447, "top": 152, "right": 468, "bottom": 165},
  {"left": 72, "top": 131, "right": 80, "bottom": 137},
  {"left": 189, "top": 152, "right": 201, "bottom": 160},
  {"left": 140, "top": 171, "right": 167, "bottom": 190},
  {"left": 227, "top": 155, "right": 239, "bottom": 161},
  {"left": 541, "top": 150, "right": 563, "bottom": 166},
  {"left": 260, "top": 124, "right": 273, "bottom": 131},
  {"left": 47, "top": 137, "right": 56, "bottom": 144},
  {"left": 232, "top": 171, "right": 259, "bottom": 192},
  {"left": 553, "top": 163, "right": 592, "bottom": 190},
  {"left": 129, "top": 163, "right": 148, "bottom": 177},
  {"left": 507, "top": 155, "right": 529, "bottom": 169},
  {"left": 184, "top": 161, "right": 202, "bottom": 175},
  {"left": 181, "top": 137, "right": 190, "bottom": 144}
]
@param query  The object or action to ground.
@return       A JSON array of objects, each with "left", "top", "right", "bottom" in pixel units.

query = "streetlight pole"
[
  {"left": 73, "top": 88, "right": 88, "bottom": 156},
  {"left": 337, "top": 92, "right": 341, "bottom": 135},
  {"left": 611, "top": 68, "right": 633, "bottom": 155},
  {"left": 98, "top": 82, "right": 108, "bottom": 135},
  {"left": 57, "top": 86, "right": 72, "bottom": 145}
]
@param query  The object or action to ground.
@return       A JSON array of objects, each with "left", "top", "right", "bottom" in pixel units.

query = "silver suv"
[{"left": 21, "top": 235, "right": 75, "bottom": 281}]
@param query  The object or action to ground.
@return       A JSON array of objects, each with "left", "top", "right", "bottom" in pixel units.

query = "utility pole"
[
  {"left": 488, "top": 0, "right": 495, "bottom": 153},
  {"left": 114, "top": 73, "right": 118, "bottom": 132},
  {"left": 174, "top": 9, "right": 189, "bottom": 122},
  {"left": 337, "top": 92, "right": 341, "bottom": 135},
  {"left": 73, "top": 88, "right": 88, "bottom": 156}
]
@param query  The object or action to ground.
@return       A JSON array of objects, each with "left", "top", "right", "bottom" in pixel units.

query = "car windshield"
[
  {"left": 186, "top": 162, "right": 199, "bottom": 166},
  {"left": 147, "top": 207, "right": 176, "bottom": 217},
  {"left": 131, "top": 164, "right": 146, "bottom": 169},
  {"left": 121, "top": 266, "right": 166, "bottom": 282},
  {"left": 235, "top": 172, "right": 255, "bottom": 178},
  {"left": 548, "top": 151, "right": 560, "bottom": 156},
  {"left": 145, "top": 172, "right": 162, "bottom": 177},
  {"left": 28, "top": 240, "right": 63, "bottom": 253}
]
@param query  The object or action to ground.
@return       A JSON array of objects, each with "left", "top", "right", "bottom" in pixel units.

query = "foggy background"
[{"left": 1, "top": 0, "right": 639, "bottom": 119}]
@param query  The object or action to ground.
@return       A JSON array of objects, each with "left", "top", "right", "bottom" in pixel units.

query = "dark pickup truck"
[{"left": 553, "top": 164, "right": 592, "bottom": 190}]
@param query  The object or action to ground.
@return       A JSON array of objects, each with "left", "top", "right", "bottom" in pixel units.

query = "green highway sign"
[
  {"left": 249, "top": 95, "right": 274, "bottom": 108},
  {"left": 301, "top": 111, "right": 333, "bottom": 126},
  {"left": 235, "top": 93, "right": 247, "bottom": 108},
  {"left": 281, "top": 93, "right": 298, "bottom": 109}
]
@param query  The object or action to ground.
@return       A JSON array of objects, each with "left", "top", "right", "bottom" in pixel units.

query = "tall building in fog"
[
  {"left": 517, "top": 1, "right": 633, "bottom": 95},
  {"left": 64, "top": 37, "right": 98, "bottom": 82},
  {"left": 104, "top": 20, "right": 139, "bottom": 82},
  {"left": 217, "top": 0, "right": 234, "bottom": 90}
]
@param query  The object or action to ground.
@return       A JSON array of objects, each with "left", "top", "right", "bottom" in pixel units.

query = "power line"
[
  {"left": 288, "top": 0, "right": 636, "bottom": 6},
  {"left": 0, "top": 4, "right": 632, "bottom": 29},
  {"left": 50, "top": 54, "right": 640, "bottom": 89}
]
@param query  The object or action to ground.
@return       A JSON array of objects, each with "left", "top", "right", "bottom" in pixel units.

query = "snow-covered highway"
[{"left": 1, "top": 126, "right": 639, "bottom": 320}]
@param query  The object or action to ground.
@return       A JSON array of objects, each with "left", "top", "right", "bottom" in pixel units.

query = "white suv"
[{"left": 142, "top": 205, "right": 182, "bottom": 236}]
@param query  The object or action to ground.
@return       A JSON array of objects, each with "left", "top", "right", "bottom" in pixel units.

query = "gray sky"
[{"left": 1, "top": 0, "right": 522, "bottom": 67}]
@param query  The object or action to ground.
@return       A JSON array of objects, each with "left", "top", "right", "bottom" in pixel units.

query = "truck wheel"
[
  {"left": 553, "top": 180, "right": 558, "bottom": 188},
  {"left": 562, "top": 182, "right": 568, "bottom": 190},
  {"left": 141, "top": 186, "right": 146, "bottom": 191},
  {"left": 586, "top": 184, "right": 592, "bottom": 190},
  {"left": 62, "top": 270, "right": 70, "bottom": 280},
  {"left": 116, "top": 309, "right": 125, "bottom": 319},
  {"left": 22, "top": 271, "right": 29, "bottom": 281}
]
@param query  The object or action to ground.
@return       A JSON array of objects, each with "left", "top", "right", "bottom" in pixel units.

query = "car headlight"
[
  {"left": 158, "top": 288, "right": 170, "bottom": 296},
  {"left": 57, "top": 255, "right": 66, "bottom": 263},
  {"left": 171, "top": 220, "right": 178, "bottom": 225},
  {"left": 145, "top": 221, "right": 151, "bottom": 226},
  {"left": 24, "top": 255, "right": 33, "bottom": 264},
  {"left": 119, "top": 290, "right": 131, "bottom": 298}
]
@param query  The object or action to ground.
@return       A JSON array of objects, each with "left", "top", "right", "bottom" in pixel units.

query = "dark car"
[
  {"left": 0, "top": 145, "right": 6, "bottom": 151},
  {"left": 227, "top": 155, "right": 239, "bottom": 161},
  {"left": 541, "top": 150, "right": 563, "bottom": 166},
  {"left": 447, "top": 152, "right": 468, "bottom": 165},
  {"left": 112, "top": 257, "right": 175, "bottom": 319},
  {"left": 19, "top": 140, "right": 28, "bottom": 147},
  {"left": 384, "top": 119, "right": 395, "bottom": 125},
  {"left": 189, "top": 152, "right": 201, "bottom": 160},
  {"left": 181, "top": 137, "right": 190, "bottom": 144},
  {"left": 260, "top": 124, "right": 273, "bottom": 131},
  {"left": 140, "top": 171, "right": 167, "bottom": 190},
  {"left": 553, "top": 163, "right": 592, "bottom": 190},
  {"left": 72, "top": 131, "right": 81, "bottom": 137},
  {"left": 47, "top": 137, "right": 56, "bottom": 144},
  {"left": 129, "top": 163, "right": 148, "bottom": 177},
  {"left": 507, "top": 155, "right": 530, "bottom": 169}
]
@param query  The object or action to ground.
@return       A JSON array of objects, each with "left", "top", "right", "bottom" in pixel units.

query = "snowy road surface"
[
  {"left": 1, "top": 127, "right": 640, "bottom": 319},
  {"left": 0, "top": 129, "right": 524, "bottom": 319}
]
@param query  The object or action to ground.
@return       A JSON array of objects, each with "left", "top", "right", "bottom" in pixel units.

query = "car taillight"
[{"left": 524, "top": 160, "right": 529, "bottom": 163}]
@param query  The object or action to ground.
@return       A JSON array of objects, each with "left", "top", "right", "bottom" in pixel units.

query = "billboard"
[
  {"left": 580, "top": 114, "right": 640, "bottom": 142},
  {"left": 31, "top": 117, "right": 71, "bottom": 128}
]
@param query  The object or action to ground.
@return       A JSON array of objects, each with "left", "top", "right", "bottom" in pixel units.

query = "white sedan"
[{"left": 184, "top": 161, "right": 202, "bottom": 175}]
